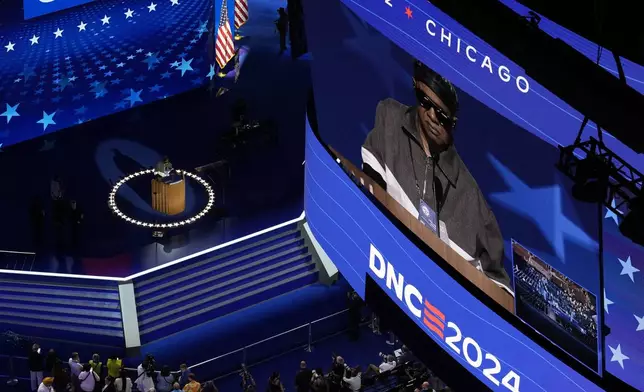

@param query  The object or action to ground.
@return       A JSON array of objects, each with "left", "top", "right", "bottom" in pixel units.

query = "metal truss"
[{"left": 557, "top": 137, "right": 642, "bottom": 216}]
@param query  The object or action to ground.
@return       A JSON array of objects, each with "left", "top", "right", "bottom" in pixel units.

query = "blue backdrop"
[
  {"left": 0, "top": 0, "right": 217, "bottom": 147},
  {"left": 303, "top": 0, "right": 644, "bottom": 389}
]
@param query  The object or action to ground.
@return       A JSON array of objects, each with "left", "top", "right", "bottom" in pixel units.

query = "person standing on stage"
[
  {"left": 275, "top": 8, "right": 289, "bottom": 55},
  {"left": 155, "top": 157, "right": 173, "bottom": 178},
  {"left": 69, "top": 200, "right": 84, "bottom": 255}
]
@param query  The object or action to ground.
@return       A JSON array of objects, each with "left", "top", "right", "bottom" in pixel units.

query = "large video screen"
[
  {"left": 305, "top": 122, "right": 602, "bottom": 392},
  {"left": 303, "top": 0, "right": 644, "bottom": 390},
  {"left": 303, "top": 0, "right": 644, "bottom": 389},
  {"left": 512, "top": 240, "right": 599, "bottom": 371},
  {"left": 0, "top": 0, "right": 225, "bottom": 147}
]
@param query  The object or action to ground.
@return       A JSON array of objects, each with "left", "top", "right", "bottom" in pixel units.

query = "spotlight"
[
  {"left": 108, "top": 168, "right": 215, "bottom": 228},
  {"left": 620, "top": 197, "right": 644, "bottom": 246},
  {"left": 572, "top": 156, "right": 609, "bottom": 203}
]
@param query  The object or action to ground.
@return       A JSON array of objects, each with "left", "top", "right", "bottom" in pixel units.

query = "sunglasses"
[{"left": 415, "top": 88, "right": 457, "bottom": 130}]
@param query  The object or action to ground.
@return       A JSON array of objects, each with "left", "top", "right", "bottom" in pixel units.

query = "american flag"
[
  {"left": 234, "top": 0, "right": 249, "bottom": 29},
  {"left": 215, "top": 0, "right": 235, "bottom": 70}
]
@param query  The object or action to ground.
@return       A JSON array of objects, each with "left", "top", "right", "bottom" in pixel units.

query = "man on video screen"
[{"left": 361, "top": 60, "right": 511, "bottom": 291}]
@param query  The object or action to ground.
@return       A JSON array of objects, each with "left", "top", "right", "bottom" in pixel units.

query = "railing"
[
  {"left": 124, "top": 309, "right": 350, "bottom": 381},
  {"left": 0, "top": 309, "right": 350, "bottom": 386},
  {"left": 0, "top": 212, "right": 305, "bottom": 282},
  {"left": 0, "top": 250, "right": 36, "bottom": 272},
  {"left": 0, "top": 355, "right": 25, "bottom": 385}
]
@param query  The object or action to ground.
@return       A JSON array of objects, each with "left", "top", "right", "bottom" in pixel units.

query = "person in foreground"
[
  {"left": 361, "top": 59, "right": 511, "bottom": 292},
  {"left": 37, "top": 377, "right": 55, "bottom": 392}
]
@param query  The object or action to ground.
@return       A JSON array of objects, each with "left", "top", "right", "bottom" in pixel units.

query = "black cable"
[
  {"left": 597, "top": 198, "right": 607, "bottom": 374},
  {"left": 433, "top": 156, "right": 439, "bottom": 237}
]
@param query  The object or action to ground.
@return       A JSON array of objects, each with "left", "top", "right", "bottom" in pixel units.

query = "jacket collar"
[{"left": 402, "top": 106, "right": 460, "bottom": 187}]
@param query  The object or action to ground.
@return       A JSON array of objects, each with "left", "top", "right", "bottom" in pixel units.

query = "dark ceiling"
[{"left": 518, "top": 0, "right": 644, "bottom": 68}]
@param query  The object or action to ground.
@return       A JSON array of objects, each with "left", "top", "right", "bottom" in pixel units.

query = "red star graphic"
[{"left": 405, "top": 6, "right": 413, "bottom": 19}]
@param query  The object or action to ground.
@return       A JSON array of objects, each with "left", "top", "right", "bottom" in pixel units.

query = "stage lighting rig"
[{"left": 557, "top": 137, "right": 644, "bottom": 245}]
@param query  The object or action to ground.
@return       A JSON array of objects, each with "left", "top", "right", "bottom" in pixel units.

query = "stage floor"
[
  {"left": 5, "top": 202, "right": 303, "bottom": 277},
  {"left": 0, "top": 2, "right": 311, "bottom": 277}
]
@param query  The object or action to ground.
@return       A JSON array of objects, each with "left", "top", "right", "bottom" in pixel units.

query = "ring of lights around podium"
[{"left": 108, "top": 169, "right": 215, "bottom": 229}]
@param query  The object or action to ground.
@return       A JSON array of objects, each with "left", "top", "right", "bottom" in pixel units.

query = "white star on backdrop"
[
  {"left": 53, "top": 28, "right": 64, "bottom": 38},
  {"left": 634, "top": 314, "right": 644, "bottom": 332},
  {"left": 618, "top": 256, "right": 640, "bottom": 282},
  {"left": 488, "top": 154, "right": 596, "bottom": 261},
  {"left": 101, "top": 15, "right": 111, "bottom": 25},
  {"left": 148, "top": 2, "right": 157, "bottom": 12},
  {"left": 605, "top": 199, "right": 622, "bottom": 226},
  {"left": 37, "top": 111, "right": 56, "bottom": 131},
  {"left": 29, "top": 35, "right": 40, "bottom": 45},
  {"left": 5, "top": 41, "right": 15, "bottom": 52},
  {"left": 170, "top": 0, "right": 180, "bottom": 5},
  {"left": 608, "top": 344, "right": 629, "bottom": 369},
  {"left": 125, "top": 9, "right": 134, "bottom": 19},
  {"left": 78, "top": 21, "right": 87, "bottom": 32},
  {"left": 604, "top": 289, "right": 614, "bottom": 314}
]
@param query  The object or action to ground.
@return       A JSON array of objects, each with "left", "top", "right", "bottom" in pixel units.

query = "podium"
[
  {"left": 330, "top": 147, "right": 515, "bottom": 314},
  {"left": 151, "top": 174, "right": 186, "bottom": 215}
]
